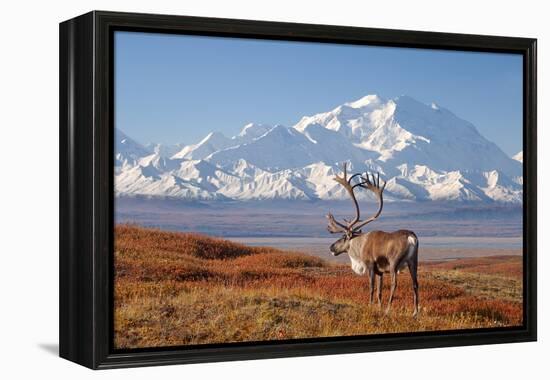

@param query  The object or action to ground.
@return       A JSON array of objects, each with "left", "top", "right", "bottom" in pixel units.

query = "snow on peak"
[
  {"left": 171, "top": 131, "right": 233, "bottom": 160},
  {"left": 237, "top": 123, "right": 272, "bottom": 140},
  {"left": 239, "top": 122, "right": 257, "bottom": 135},
  {"left": 146, "top": 142, "right": 186, "bottom": 158},
  {"left": 201, "top": 131, "right": 227, "bottom": 144},
  {"left": 345, "top": 94, "right": 383, "bottom": 109},
  {"left": 115, "top": 93, "right": 523, "bottom": 203},
  {"left": 512, "top": 151, "right": 523, "bottom": 163},
  {"left": 115, "top": 129, "right": 151, "bottom": 170}
]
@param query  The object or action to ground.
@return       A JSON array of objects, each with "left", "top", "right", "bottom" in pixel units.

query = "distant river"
[{"left": 225, "top": 236, "right": 522, "bottom": 262}]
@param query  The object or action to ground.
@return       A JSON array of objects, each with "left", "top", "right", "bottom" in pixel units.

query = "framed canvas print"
[{"left": 59, "top": 11, "right": 537, "bottom": 369}]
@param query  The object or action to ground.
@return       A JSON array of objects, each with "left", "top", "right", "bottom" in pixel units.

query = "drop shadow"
[{"left": 38, "top": 343, "right": 59, "bottom": 356}]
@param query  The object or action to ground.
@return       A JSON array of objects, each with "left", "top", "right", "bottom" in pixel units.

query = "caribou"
[{"left": 327, "top": 164, "right": 419, "bottom": 317}]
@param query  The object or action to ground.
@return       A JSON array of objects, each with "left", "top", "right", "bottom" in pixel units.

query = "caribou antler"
[
  {"left": 326, "top": 212, "right": 348, "bottom": 234},
  {"left": 352, "top": 172, "right": 386, "bottom": 231},
  {"left": 326, "top": 163, "right": 386, "bottom": 234},
  {"left": 326, "top": 163, "right": 368, "bottom": 233},
  {"left": 332, "top": 163, "right": 362, "bottom": 227}
]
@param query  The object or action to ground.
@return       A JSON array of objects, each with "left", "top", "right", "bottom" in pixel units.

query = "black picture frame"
[{"left": 59, "top": 10, "right": 537, "bottom": 369}]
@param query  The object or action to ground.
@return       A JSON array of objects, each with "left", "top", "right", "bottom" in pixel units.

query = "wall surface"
[{"left": 0, "top": 0, "right": 546, "bottom": 378}]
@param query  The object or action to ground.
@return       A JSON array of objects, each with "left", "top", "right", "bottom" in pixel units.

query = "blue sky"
[{"left": 115, "top": 31, "right": 523, "bottom": 156}]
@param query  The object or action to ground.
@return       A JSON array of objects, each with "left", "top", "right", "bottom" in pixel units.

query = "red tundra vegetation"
[{"left": 114, "top": 224, "right": 522, "bottom": 349}]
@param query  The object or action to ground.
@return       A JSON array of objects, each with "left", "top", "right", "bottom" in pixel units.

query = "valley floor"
[{"left": 114, "top": 225, "right": 523, "bottom": 349}]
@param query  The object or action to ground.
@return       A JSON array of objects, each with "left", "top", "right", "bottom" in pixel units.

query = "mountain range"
[{"left": 115, "top": 94, "right": 523, "bottom": 203}]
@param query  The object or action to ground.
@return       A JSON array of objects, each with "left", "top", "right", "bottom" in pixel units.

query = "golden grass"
[
  {"left": 114, "top": 224, "right": 523, "bottom": 349},
  {"left": 423, "top": 255, "right": 523, "bottom": 279}
]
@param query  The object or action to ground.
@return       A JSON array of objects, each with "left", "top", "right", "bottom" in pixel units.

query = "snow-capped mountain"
[
  {"left": 236, "top": 123, "right": 273, "bottom": 143},
  {"left": 171, "top": 131, "right": 234, "bottom": 160},
  {"left": 115, "top": 95, "right": 523, "bottom": 203},
  {"left": 115, "top": 129, "right": 152, "bottom": 172},
  {"left": 145, "top": 142, "right": 186, "bottom": 159},
  {"left": 295, "top": 95, "right": 520, "bottom": 178},
  {"left": 513, "top": 151, "right": 523, "bottom": 163},
  {"left": 207, "top": 124, "right": 375, "bottom": 171}
]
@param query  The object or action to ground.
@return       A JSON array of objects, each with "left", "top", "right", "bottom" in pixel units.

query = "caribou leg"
[
  {"left": 376, "top": 273, "right": 383, "bottom": 307},
  {"left": 407, "top": 259, "right": 419, "bottom": 317},
  {"left": 368, "top": 266, "right": 375, "bottom": 305},
  {"left": 385, "top": 269, "right": 398, "bottom": 315}
]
